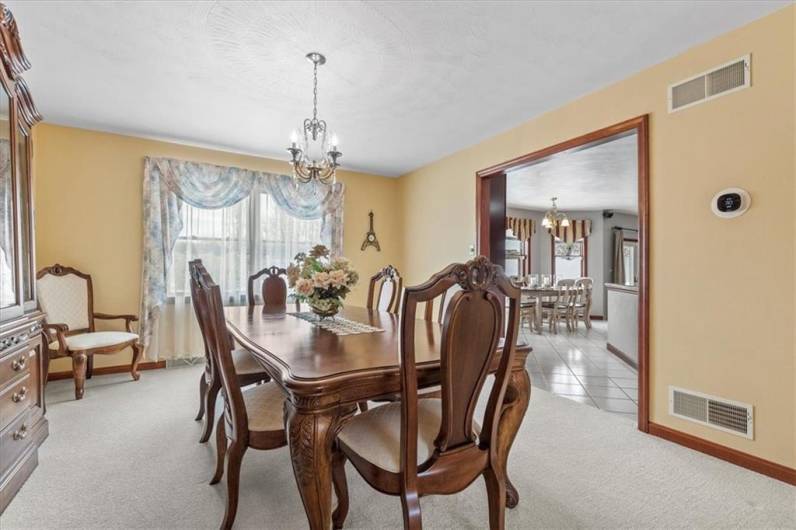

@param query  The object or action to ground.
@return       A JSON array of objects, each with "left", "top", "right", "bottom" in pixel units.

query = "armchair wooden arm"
[
  {"left": 93, "top": 312, "right": 138, "bottom": 333},
  {"left": 42, "top": 323, "right": 69, "bottom": 356}
]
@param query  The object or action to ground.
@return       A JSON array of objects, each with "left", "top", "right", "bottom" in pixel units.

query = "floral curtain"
[{"left": 139, "top": 156, "right": 344, "bottom": 358}]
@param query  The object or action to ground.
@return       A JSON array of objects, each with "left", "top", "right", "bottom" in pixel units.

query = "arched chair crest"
[{"left": 247, "top": 265, "right": 288, "bottom": 311}]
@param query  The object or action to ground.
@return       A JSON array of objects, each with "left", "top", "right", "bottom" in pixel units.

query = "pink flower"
[
  {"left": 296, "top": 278, "right": 314, "bottom": 296},
  {"left": 328, "top": 269, "right": 347, "bottom": 288},
  {"left": 312, "top": 271, "right": 331, "bottom": 289}
]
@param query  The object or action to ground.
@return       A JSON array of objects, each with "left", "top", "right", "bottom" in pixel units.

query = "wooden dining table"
[
  {"left": 225, "top": 304, "right": 532, "bottom": 530},
  {"left": 521, "top": 286, "right": 558, "bottom": 333}
]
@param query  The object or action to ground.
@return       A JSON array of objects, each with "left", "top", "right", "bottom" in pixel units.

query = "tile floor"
[{"left": 519, "top": 319, "right": 639, "bottom": 422}]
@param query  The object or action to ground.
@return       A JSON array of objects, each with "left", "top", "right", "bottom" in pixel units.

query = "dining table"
[
  {"left": 521, "top": 286, "right": 559, "bottom": 333},
  {"left": 225, "top": 304, "right": 532, "bottom": 530}
]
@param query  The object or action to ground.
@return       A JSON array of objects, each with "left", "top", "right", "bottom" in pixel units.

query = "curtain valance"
[
  {"left": 139, "top": 157, "right": 345, "bottom": 357},
  {"left": 549, "top": 219, "right": 591, "bottom": 244},
  {"left": 506, "top": 216, "right": 535, "bottom": 242}
]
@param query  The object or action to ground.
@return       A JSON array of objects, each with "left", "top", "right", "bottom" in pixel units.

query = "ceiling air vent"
[
  {"left": 669, "top": 386, "right": 753, "bottom": 439},
  {"left": 668, "top": 55, "right": 750, "bottom": 113}
]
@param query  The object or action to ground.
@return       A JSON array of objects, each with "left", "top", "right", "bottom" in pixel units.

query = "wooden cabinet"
[{"left": 0, "top": 3, "right": 46, "bottom": 514}]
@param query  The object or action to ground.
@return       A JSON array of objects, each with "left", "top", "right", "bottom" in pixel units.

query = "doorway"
[{"left": 476, "top": 116, "right": 650, "bottom": 432}]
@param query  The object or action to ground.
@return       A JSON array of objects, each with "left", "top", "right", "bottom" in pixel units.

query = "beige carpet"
[{"left": 2, "top": 365, "right": 793, "bottom": 529}]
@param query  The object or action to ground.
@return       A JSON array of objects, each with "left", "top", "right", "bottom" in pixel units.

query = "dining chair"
[
  {"left": 572, "top": 278, "right": 593, "bottom": 329},
  {"left": 36, "top": 264, "right": 141, "bottom": 400},
  {"left": 519, "top": 292, "right": 537, "bottom": 333},
  {"left": 540, "top": 284, "right": 575, "bottom": 334},
  {"left": 247, "top": 265, "right": 298, "bottom": 311},
  {"left": 189, "top": 260, "right": 287, "bottom": 530},
  {"left": 366, "top": 264, "right": 402, "bottom": 313},
  {"left": 192, "top": 262, "right": 272, "bottom": 444},
  {"left": 332, "top": 256, "right": 521, "bottom": 530}
]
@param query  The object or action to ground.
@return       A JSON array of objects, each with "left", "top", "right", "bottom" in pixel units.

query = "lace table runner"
[{"left": 291, "top": 312, "right": 384, "bottom": 336}]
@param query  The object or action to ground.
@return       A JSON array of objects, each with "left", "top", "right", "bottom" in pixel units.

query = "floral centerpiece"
[{"left": 287, "top": 245, "right": 359, "bottom": 318}]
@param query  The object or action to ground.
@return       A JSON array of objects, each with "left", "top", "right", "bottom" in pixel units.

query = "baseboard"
[
  {"left": 606, "top": 342, "right": 638, "bottom": 369},
  {"left": 648, "top": 422, "right": 796, "bottom": 486},
  {"left": 47, "top": 361, "right": 166, "bottom": 381},
  {"left": 590, "top": 315, "right": 604, "bottom": 321}
]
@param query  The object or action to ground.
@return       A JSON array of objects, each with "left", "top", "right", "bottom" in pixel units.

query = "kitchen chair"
[
  {"left": 332, "top": 256, "right": 521, "bottom": 530},
  {"left": 193, "top": 263, "right": 271, "bottom": 444},
  {"left": 540, "top": 283, "right": 575, "bottom": 333},
  {"left": 366, "top": 264, "right": 402, "bottom": 313},
  {"left": 519, "top": 292, "right": 537, "bottom": 332},
  {"left": 36, "top": 264, "right": 141, "bottom": 400},
  {"left": 190, "top": 260, "right": 287, "bottom": 530},
  {"left": 572, "top": 278, "right": 593, "bottom": 329}
]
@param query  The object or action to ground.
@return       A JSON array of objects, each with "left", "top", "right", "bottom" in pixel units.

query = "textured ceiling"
[
  {"left": 7, "top": 1, "right": 789, "bottom": 176},
  {"left": 507, "top": 133, "right": 638, "bottom": 213}
]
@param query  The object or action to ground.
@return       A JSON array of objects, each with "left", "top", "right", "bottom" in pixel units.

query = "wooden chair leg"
[
  {"left": 210, "top": 415, "right": 227, "bottom": 485},
  {"left": 220, "top": 442, "right": 247, "bottom": 530},
  {"left": 195, "top": 373, "right": 208, "bottom": 421},
  {"left": 484, "top": 466, "right": 506, "bottom": 530},
  {"left": 71, "top": 352, "right": 88, "bottom": 400},
  {"left": 130, "top": 343, "right": 142, "bottom": 381},
  {"left": 86, "top": 354, "right": 94, "bottom": 379},
  {"left": 400, "top": 490, "right": 422, "bottom": 530},
  {"left": 332, "top": 447, "right": 349, "bottom": 530},
  {"left": 199, "top": 382, "right": 220, "bottom": 444}
]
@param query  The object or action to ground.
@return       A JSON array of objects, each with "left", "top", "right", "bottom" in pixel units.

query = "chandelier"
[
  {"left": 286, "top": 52, "right": 342, "bottom": 184},
  {"left": 541, "top": 197, "right": 570, "bottom": 230}
]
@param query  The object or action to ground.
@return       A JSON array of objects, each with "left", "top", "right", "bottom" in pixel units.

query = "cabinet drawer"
[
  {"left": 0, "top": 347, "right": 31, "bottom": 387},
  {"left": 0, "top": 408, "right": 32, "bottom": 478},
  {"left": 0, "top": 374, "right": 31, "bottom": 431}
]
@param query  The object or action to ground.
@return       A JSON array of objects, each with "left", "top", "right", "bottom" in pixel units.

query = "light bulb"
[
  {"left": 290, "top": 130, "right": 298, "bottom": 146},
  {"left": 331, "top": 134, "right": 339, "bottom": 150}
]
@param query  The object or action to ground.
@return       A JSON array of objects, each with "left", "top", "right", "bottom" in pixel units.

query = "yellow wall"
[
  {"left": 33, "top": 124, "right": 402, "bottom": 372},
  {"left": 399, "top": 7, "right": 795, "bottom": 467}
]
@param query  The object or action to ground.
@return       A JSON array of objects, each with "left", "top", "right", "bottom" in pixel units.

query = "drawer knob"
[
  {"left": 11, "top": 356, "right": 27, "bottom": 371},
  {"left": 12, "top": 424, "right": 28, "bottom": 441},
  {"left": 11, "top": 386, "right": 27, "bottom": 403}
]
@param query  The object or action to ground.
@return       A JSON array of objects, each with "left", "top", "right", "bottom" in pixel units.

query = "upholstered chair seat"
[
  {"left": 241, "top": 382, "right": 286, "bottom": 431},
  {"left": 338, "top": 399, "right": 480, "bottom": 473},
  {"left": 231, "top": 348, "right": 267, "bottom": 376},
  {"left": 48, "top": 331, "right": 138, "bottom": 351}
]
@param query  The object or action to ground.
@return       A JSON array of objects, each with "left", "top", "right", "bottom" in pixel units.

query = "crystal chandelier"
[
  {"left": 286, "top": 52, "right": 342, "bottom": 184},
  {"left": 541, "top": 197, "right": 570, "bottom": 230}
]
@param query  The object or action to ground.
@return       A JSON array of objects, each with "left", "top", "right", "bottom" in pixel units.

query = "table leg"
[
  {"left": 498, "top": 367, "right": 531, "bottom": 509},
  {"left": 535, "top": 294, "right": 543, "bottom": 334},
  {"left": 286, "top": 402, "right": 356, "bottom": 530}
]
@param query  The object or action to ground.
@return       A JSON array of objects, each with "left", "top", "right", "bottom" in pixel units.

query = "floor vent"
[
  {"left": 668, "top": 55, "right": 750, "bottom": 113},
  {"left": 669, "top": 386, "right": 753, "bottom": 439}
]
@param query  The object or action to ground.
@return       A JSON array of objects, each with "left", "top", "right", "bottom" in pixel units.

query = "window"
[
  {"left": 167, "top": 192, "right": 322, "bottom": 303},
  {"left": 552, "top": 239, "right": 586, "bottom": 280},
  {"left": 622, "top": 239, "right": 639, "bottom": 286}
]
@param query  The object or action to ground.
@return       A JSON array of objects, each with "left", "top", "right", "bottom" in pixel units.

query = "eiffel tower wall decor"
[{"left": 361, "top": 211, "right": 381, "bottom": 251}]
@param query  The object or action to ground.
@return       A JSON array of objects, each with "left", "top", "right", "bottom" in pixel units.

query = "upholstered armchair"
[{"left": 36, "top": 264, "right": 142, "bottom": 400}]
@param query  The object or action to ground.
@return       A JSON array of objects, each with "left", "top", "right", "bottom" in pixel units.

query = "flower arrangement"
[{"left": 286, "top": 245, "right": 359, "bottom": 318}]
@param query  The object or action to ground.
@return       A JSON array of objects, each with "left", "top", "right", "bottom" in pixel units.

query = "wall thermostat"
[{"left": 711, "top": 187, "right": 750, "bottom": 218}]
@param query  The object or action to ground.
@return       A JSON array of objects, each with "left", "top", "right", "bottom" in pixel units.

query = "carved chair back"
[
  {"left": 574, "top": 277, "right": 593, "bottom": 306},
  {"left": 423, "top": 283, "right": 463, "bottom": 323},
  {"left": 36, "top": 264, "right": 94, "bottom": 335},
  {"left": 398, "top": 257, "right": 520, "bottom": 480},
  {"left": 189, "top": 259, "right": 216, "bottom": 379},
  {"left": 247, "top": 266, "right": 288, "bottom": 310},
  {"left": 366, "top": 265, "right": 402, "bottom": 314},
  {"left": 189, "top": 260, "right": 248, "bottom": 442}
]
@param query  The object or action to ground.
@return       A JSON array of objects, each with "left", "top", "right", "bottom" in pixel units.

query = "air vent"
[
  {"left": 668, "top": 55, "right": 750, "bottom": 112},
  {"left": 669, "top": 386, "right": 753, "bottom": 439}
]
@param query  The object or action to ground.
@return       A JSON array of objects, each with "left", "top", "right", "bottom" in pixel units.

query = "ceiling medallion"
[
  {"left": 541, "top": 197, "right": 570, "bottom": 231},
  {"left": 286, "top": 52, "right": 342, "bottom": 185}
]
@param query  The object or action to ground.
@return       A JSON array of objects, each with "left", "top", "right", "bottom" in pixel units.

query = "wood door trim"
[
  {"left": 648, "top": 422, "right": 796, "bottom": 485},
  {"left": 475, "top": 115, "right": 651, "bottom": 433}
]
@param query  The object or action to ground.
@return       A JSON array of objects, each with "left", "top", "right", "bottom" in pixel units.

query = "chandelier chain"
[{"left": 312, "top": 61, "right": 318, "bottom": 121}]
